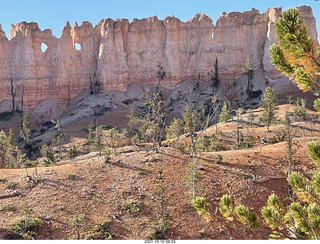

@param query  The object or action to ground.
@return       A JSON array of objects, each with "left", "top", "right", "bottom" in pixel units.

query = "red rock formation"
[{"left": 0, "top": 6, "right": 317, "bottom": 110}]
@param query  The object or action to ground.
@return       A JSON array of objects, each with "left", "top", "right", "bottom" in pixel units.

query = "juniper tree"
[{"left": 260, "top": 87, "right": 278, "bottom": 131}]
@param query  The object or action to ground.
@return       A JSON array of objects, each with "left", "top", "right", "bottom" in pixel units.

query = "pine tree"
[
  {"left": 294, "top": 98, "right": 307, "bottom": 121},
  {"left": 181, "top": 103, "right": 201, "bottom": 138},
  {"left": 269, "top": 8, "right": 320, "bottom": 94},
  {"left": 243, "top": 56, "right": 254, "bottom": 99},
  {"left": 212, "top": 8, "right": 320, "bottom": 240},
  {"left": 93, "top": 125, "right": 103, "bottom": 156},
  {"left": 156, "top": 62, "right": 166, "bottom": 92},
  {"left": 260, "top": 87, "right": 278, "bottom": 131},
  {"left": 185, "top": 158, "right": 203, "bottom": 202},
  {"left": 41, "top": 144, "right": 56, "bottom": 166},
  {"left": 216, "top": 137, "right": 320, "bottom": 239},
  {"left": 283, "top": 112, "right": 298, "bottom": 175},
  {"left": 146, "top": 170, "right": 170, "bottom": 240},
  {"left": 165, "top": 118, "right": 182, "bottom": 146},
  {"left": 214, "top": 58, "right": 219, "bottom": 87},
  {"left": 218, "top": 102, "right": 232, "bottom": 123},
  {"left": 52, "top": 120, "right": 64, "bottom": 159},
  {"left": 70, "top": 214, "right": 86, "bottom": 240},
  {"left": 0, "top": 129, "right": 26, "bottom": 168},
  {"left": 192, "top": 196, "right": 213, "bottom": 223},
  {"left": 105, "top": 128, "right": 120, "bottom": 154},
  {"left": 21, "top": 114, "right": 32, "bottom": 151}
]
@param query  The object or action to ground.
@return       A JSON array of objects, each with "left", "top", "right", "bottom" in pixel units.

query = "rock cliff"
[{"left": 0, "top": 5, "right": 317, "bottom": 114}]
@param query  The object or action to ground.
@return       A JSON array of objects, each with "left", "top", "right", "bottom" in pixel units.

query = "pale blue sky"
[{"left": 0, "top": 0, "right": 319, "bottom": 38}]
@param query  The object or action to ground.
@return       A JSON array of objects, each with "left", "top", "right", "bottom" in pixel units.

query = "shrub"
[
  {"left": 122, "top": 200, "right": 142, "bottom": 217},
  {"left": 85, "top": 220, "right": 113, "bottom": 240},
  {"left": 195, "top": 135, "right": 207, "bottom": 152},
  {"left": 0, "top": 111, "right": 13, "bottom": 121},
  {"left": 131, "top": 134, "right": 140, "bottom": 146},
  {"left": 122, "top": 98, "right": 135, "bottom": 105},
  {"left": 4, "top": 182, "right": 18, "bottom": 190},
  {"left": 138, "top": 170, "right": 146, "bottom": 176},
  {"left": 6, "top": 217, "right": 43, "bottom": 240},
  {"left": 216, "top": 154, "right": 223, "bottom": 163},
  {"left": 66, "top": 173, "right": 79, "bottom": 180},
  {"left": 0, "top": 203, "right": 15, "bottom": 212},
  {"left": 0, "top": 178, "right": 8, "bottom": 183},
  {"left": 209, "top": 133, "right": 223, "bottom": 151},
  {"left": 103, "top": 148, "right": 112, "bottom": 163},
  {"left": 40, "top": 144, "right": 56, "bottom": 166},
  {"left": 68, "top": 146, "right": 78, "bottom": 159}
]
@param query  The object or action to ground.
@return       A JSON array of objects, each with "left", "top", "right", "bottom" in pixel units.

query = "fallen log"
[
  {"left": 252, "top": 176, "right": 287, "bottom": 183},
  {"left": 0, "top": 191, "right": 21, "bottom": 199}
]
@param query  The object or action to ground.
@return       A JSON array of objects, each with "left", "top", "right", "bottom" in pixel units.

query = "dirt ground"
[{"left": 0, "top": 103, "right": 319, "bottom": 240}]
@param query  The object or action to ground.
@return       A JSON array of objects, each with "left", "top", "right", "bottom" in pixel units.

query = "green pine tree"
[
  {"left": 294, "top": 98, "right": 307, "bottom": 121},
  {"left": 21, "top": 114, "right": 32, "bottom": 150},
  {"left": 269, "top": 8, "right": 320, "bottom": 93},
  {"left": 218, "top": 102, "right": 232, "bottom": 123},
  {"left": 243, "top": 55, "right": 254, "bottom": 99},
  {"left": 165, "top": 117, "right": 183, "bottom": 147},
  {"left": 70, "top": 214, "right": 86, "bottom": 240},
  {"left": 260, "top": 87, "right": 278, "bottom": 131},
  {"left": 213, "top": 8, "right": 320, "bottom": 240}
]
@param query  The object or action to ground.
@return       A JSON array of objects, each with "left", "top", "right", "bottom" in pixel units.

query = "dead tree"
[
  {"left": 156, "top": 62, "right": 166, "bottom": 92},
  {"left": 21, "top": 82, "right": 24, "bottom": 113},
  {"left": 221, "top": 79, "right": 241, "bottom": 106},
  {"left": 89, "top": 74, "right": 101, "bottom": 95},
  {"left": 10, "top": 79, "right": 16, "bottom": 115}
]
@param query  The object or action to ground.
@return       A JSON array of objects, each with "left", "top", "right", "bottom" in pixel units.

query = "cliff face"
[{"left": 0, "top": 6, "right": 317, "bottom": 109}]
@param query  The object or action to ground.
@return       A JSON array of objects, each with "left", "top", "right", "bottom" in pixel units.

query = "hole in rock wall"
[
  {"left": 41, "top": 43, "right": 48, "bottom": 52},
  {"left": 75, "top": 43, "right": 82, "bottom": 51},
  {"left": 211, "top": 32, "right": 214, "bottom": 40}
]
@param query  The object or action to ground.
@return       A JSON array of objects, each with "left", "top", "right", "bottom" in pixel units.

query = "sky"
[{"left": 0, "top": 0, "right": 319, "bottom": 39}]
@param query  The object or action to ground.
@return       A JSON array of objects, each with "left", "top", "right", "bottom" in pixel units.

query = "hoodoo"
[{"left": 0, "top": 6, "right": 317, "bottom": 111}]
